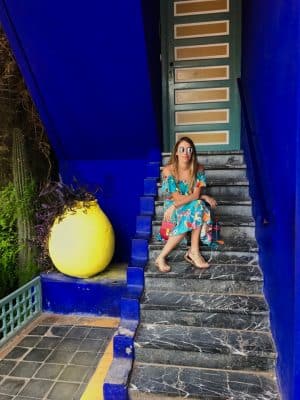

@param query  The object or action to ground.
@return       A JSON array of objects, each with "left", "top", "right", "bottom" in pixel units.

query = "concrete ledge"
[{"left": 41, "top": 264, "right": 127, "bottom": 316}]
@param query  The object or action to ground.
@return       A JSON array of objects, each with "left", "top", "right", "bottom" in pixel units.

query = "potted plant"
[{"left": 36, "top": 180, "right": 115, "bottom": 278}]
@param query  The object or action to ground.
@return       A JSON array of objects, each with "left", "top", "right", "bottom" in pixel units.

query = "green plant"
[
  {"left": 0, "top": 180, "right": 39, "bottom": 297},
  {"left": 0, "top": 183, "right": 18, "bottom": 297},
  {"left": 12, "top": 127, "right": 39, "bottom": 286},
  {"left": 0, "top": 27, "right": 55, "bottom": 295}
]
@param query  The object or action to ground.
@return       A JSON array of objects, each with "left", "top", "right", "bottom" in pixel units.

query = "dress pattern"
[{"left": 160, "top": 171, "right": 211, "bottom": 237}]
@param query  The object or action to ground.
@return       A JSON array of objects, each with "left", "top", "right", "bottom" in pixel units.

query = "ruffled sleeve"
[
  {"left": 195, "top": 170, "right": 206, "bottom": 188},
  {"left": 161, "top": 174, "right": 178, "bottom": 195}
]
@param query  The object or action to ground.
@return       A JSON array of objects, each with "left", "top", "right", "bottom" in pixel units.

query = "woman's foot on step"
[
  {"left": 155, "top": 257, "right": 171, "bottom": 273},
  {"left": 184, "top": 250, "right": 209, "bottom": 269}
]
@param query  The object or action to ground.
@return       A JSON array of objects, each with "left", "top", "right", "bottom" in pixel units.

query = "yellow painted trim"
[
  {"left": 38, "top": 313, "right": 120, "bottom": 328},
  {"left": 81, "top": 339, "right": 114, "bottom": 400}
]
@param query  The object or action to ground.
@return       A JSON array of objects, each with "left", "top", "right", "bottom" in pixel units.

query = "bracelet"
[{"left": 173, "top": 203, "right": 177, "bottom": 209}]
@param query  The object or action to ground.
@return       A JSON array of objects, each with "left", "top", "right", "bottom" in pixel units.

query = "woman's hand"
[
  {"left": 164, "top": 204, "right": 176, "bottom": 221},
  {"left": 201, "top": 195, "right": 217, "bottom": 209}
]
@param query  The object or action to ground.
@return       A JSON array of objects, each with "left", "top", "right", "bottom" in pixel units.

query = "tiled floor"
[{"left": 0, "top": 314, "right": 119, "bottom": 400}]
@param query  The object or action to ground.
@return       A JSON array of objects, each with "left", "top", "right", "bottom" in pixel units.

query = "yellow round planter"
[{"left": 48, "top": 201, "right": 115, "bottom": 278}]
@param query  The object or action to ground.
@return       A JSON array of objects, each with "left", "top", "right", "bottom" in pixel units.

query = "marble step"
[
  {"left": 129, "top": 362, "right": 279, "bottom": 400},
  {"left": 140, "top": 308, "right": 270, "bottom": 332},
  {"left": 160, "top": 165, "right": 247, "bottom": 181},
  {"left": 162, "top": 150, "right": 245, "bottom": 167},
  {"left": 141, "top": 290, "right": 269, "bottom": 316},
  {"left": 145, "top": 262, "right": 263, "bottom": 295},
  {"left": 152, "top": 220, "right": 255, "bottom": 241},
  {"left": 134, "top": 324, "right": 276, "bottom": 372},
  {"left": 149, "top": 247, "right": 259, "bottom": 266},
  {"left": 157, "top": 179, "right": 250, "bottom": 200},
  {"left": 155, "top": 199, "right": 252, "bottom": 218},
  {"left": 149, "top": 240, "right": 258, "bottom": 261}
]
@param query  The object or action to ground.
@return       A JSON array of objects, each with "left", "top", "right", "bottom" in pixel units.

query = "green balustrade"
[{"left": 0, "top": 276, "right": 41, "bottom": 347}]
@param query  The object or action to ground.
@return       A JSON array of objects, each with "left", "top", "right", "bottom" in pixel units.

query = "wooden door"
[{"left": 161, "top": 0, "right": 241, "bottom": 151}]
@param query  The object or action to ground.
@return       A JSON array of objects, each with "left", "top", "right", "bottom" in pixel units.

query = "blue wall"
[
  {"left": 0, "top": 0, "right": 162, "bottom": 261},
  {"left": 241, "top": 1, "right": 300, "bottom": 398},
  {"left": 60, "top": 159, "right": 146, "bottom": 260}
]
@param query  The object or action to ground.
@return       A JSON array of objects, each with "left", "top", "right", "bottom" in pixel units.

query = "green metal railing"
[{"left": 0, "top": 276, "right": 42, "bottom": 346}]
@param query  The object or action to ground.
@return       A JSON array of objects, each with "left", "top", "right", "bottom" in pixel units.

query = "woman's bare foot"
[
  {"left": 184, "top": 250, "right": 209, "bottom": 269},
  {"left": 155, "top": 256, "right": 171, "bottom": 273}
]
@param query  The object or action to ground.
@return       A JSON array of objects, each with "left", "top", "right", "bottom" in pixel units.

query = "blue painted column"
[{"left": 242, "top": 1, "right": 300, "bottom": 398}]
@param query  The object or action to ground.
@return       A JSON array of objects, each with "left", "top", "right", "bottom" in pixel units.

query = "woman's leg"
[
  {"left": 155, "top": 233, "right": 186, "bottom": 272},
  {"left": 187, "top": 226, "right": 209, "bottom": 269},
  {"left": 190, "top": 226, "right": 201, "bottom": 253}
]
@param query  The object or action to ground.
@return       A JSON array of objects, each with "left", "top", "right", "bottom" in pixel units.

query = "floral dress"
[{"left": 160, "top": 171, "right": 211, "bottom": 237}]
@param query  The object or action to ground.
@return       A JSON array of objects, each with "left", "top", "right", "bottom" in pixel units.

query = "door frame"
[{"left": 160, "top": 0, "right": 242, "bottom": 152}]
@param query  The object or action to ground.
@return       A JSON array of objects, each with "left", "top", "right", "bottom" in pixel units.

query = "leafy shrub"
[
  {"left": 0, "top": 181, "right": 39, "bottom": 297},
  {"left": 0, "top": 183, "right": 18, "bottom": 297}
]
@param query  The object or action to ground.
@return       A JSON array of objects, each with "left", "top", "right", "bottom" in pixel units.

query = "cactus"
[{"left": 12, "top": 127, "right": 37, "bottom": 285}]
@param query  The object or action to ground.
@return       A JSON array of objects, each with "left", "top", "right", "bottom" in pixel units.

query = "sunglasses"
[{"left": 178, "top": 146, "right": 193, "bottom": 155}]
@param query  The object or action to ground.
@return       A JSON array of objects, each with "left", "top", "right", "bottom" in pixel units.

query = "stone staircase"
[{"left": 129, "top": 151, "right": 280, "bottom": 400}]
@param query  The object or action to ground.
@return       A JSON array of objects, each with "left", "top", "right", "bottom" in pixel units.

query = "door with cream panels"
[{"left": 161, "top": 0, "right": 241, "bottom": 151}]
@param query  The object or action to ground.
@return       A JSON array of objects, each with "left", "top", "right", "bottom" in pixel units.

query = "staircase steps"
[
  {"left": 145, "top": 261, "right": 263, "bottom": 295},
  {"left": 158, "top": 179, "right": 250, "bottom": 200},
  {"left": 153, "top": 220, "right": 255, "bottom": 241},
  {"left": 161, "top": 151, "right": 245, "bottom": 166},
  {"left": 141, "top": 290, "right": 268, "bottom": 316},
  {"left": 128, "top": 151, "right": 279, "bottom": 400},
  {"left": 134, "top": 323, "right": 276, "bottom": 371},
  {"left": 156, "top": 198, "right": 252, "bottom": 216},
  {"left": 130, "top": 363, "right": 279, "bottom": 400},
  {"left": 149, "top": 241, "right": 259, "bottom": 261},
  {"left": 160, "top": 165, "right": 247, "bottom": 181}
]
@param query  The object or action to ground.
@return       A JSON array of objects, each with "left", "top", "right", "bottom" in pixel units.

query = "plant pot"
[{"left": 48, "top": 200, "right": 115, "bottom": 278}]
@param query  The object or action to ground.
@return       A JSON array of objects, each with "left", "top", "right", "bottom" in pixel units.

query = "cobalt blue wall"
[
  {"left": 241, "top": 1, "right": 300, "bottom": 398},
  {"left": 0, "top": 0, "right": 162, "bottom": 261},
  {"left": 60, "top": 159, "right": 147, "bottom": 260}
]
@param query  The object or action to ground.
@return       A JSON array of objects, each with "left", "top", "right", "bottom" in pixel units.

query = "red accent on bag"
[{"left": 159, "top": 221, "right": 175, "bottom": 240}]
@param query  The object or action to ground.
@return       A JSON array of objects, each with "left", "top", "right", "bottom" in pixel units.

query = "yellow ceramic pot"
[{"left": 48, "top": 201, "right": 115, "bottom": 278}]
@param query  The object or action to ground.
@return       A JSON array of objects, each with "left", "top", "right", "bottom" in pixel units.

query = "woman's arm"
[
  {"left": 164, "top": 187, "right": 201, "bottom": 221},
  {"left": 172, "top": 187, "right": 201, "bottom": 207},
  {"left": 162, "top": 165, "right": 202, "bottom": 219},
  {"left": 200, "top": 194, "right": 217, "bottom": 208}
]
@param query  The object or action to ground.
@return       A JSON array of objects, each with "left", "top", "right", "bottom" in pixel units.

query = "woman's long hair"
[{"left": 167, "top": 136, "right": 198, "bottom": 193}]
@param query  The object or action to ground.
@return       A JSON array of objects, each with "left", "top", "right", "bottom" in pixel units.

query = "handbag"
[{"left": 159, "top": 220, "right": 175, "bottom": 241}]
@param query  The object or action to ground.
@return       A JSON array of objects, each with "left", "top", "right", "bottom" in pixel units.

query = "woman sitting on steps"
[{"left": 155, "top": 136, "right": 217, "bottom": 273}]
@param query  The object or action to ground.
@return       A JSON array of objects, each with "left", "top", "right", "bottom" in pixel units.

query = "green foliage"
[
  {"left": 0, "top": 182, "right": 18, "bottom": 297},
  {"left": 16, "top": 179, "right": 39, "bottom": 287},
  {"left": 0, "top": 181, "right": 38, "bottom": 297}
]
